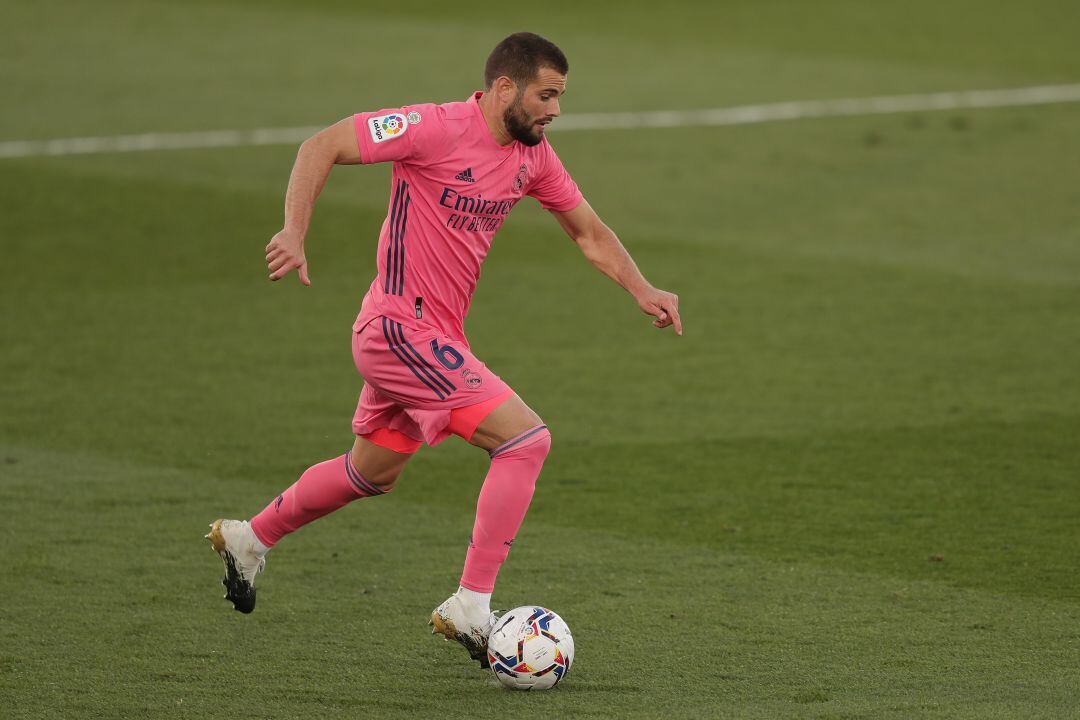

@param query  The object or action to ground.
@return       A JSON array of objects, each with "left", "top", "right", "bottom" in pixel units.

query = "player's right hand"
[{"left": 265, "top": 229, "right": 311, "bottom": 285}]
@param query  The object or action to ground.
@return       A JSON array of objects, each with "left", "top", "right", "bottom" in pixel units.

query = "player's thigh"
[
  {"left": 468, "top": 394, "right": 543, "bottom": 452},
  {"left": 349, "top": 434, "right": 414, "bottom": 489}
]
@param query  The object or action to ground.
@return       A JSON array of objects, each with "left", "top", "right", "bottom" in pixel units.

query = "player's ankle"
[
  {"left": 248, "top": 519, "right": 273, "bottom": 557},
  {"left": 456, "top": 585, "right": 492, "bottom": 616},
  {"left": 251, "top": 532, "right": 270, "bottom": 558}
]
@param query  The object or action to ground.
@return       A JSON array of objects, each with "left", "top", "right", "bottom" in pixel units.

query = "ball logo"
[{"left": 369, "top": 113, "right": 409, "bottom": 144}]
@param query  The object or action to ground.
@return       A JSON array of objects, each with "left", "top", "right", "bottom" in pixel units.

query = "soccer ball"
[{"left": 487, "top": 606, "right": 574, "bottom": 690}]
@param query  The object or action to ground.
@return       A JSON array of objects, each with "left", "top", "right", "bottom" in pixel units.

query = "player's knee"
[
  {"left": 350, "top": 432, "right": 417, "bottom": 493},
  {"left": 352, "top": 458, "right": 402, "bottom": 492},
  {"left": 492, "top": 423, "right": 551, "bottom": 463},
  {"left": 534, "top": 424, "right": 551, "bottom": 457},
  {"left": 366, "top": 466, "right": 401, "bottom": 492}
]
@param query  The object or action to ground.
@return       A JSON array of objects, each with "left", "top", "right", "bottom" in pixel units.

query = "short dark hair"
[{"left": 484, "top": 32, "right": 569, "bottom": 89}]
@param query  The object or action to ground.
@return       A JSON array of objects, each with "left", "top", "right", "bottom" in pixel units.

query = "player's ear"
[{"left": 495, "top": 76, "right": 517, "bottom": 102}]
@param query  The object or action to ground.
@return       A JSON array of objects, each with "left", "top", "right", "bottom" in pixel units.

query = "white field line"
[{"left": 3, "top": 83, "right": 1080, "bottom": 160}]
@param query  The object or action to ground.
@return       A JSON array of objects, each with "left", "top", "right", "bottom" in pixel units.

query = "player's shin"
[
  {"left": 460, "top": 425, "right": 552, "bottom": 598},
  {"left": 250, "top": 452, "right": 388, "bottom": 548}
]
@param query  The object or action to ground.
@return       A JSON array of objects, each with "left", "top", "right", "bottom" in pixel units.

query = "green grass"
[{"left": 2, "top": 1, "right": 1080, "bottom": 717}]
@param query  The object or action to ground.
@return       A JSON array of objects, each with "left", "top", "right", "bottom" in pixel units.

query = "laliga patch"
[{"left": 369, "top": 113, "right": 408, "bottom": 143}]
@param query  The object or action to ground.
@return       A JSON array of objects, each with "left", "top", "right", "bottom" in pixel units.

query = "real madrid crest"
[{"left": 512, "top": 163, "right": 528, "bottom": 193}]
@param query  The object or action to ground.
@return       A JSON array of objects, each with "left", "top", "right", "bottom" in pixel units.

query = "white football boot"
[
  {"left": 205, "top": 519, "right": 266, "bottom": 614},
  {"left": 429, "top": 591, "right": 498, "bottom": 667}
]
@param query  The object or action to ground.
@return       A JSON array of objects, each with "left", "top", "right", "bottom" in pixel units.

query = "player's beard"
[{"left": 503, "top": 94, "right": 544, "bottom": 147}]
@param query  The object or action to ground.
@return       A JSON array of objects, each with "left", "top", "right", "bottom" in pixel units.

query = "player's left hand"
[{"left": 636, "top": 287, "right": 682, "bottom": 336}]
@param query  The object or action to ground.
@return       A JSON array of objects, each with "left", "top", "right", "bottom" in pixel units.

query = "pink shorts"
[{"left": 351, "top": 316, "right": 513, "bottom": 452}]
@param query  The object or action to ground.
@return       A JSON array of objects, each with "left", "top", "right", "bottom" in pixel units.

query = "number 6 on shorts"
[{"left": 431, "top": 339, "right": 465, "bottom": 370}]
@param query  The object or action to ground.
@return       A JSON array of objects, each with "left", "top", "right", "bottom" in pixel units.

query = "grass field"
[{"left": 3, "top": 1, "right": 1080, "bottom": 717}]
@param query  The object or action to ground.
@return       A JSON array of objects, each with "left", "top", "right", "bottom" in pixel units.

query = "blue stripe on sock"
[
  {"left": 490, "top": 424, "right": 549, "bottom": 458},
  {"left": 344, "top": 452, "right": 384, "bottom": 496}
]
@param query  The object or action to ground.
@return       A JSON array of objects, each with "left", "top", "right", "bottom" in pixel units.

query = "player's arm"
[
  {"left": 550, "top": 200, "right": 682, "bottom": 335},
  {"left": 265, "top": 118, "right": 362, "bottom": 284}
]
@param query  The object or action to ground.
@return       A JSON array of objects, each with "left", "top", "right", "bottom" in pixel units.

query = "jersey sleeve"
[
  {"left": 353, "top": 103, "right": 444, "bottom": 165},
  {"left": 526, "top": 139, "right": 584, "bottom": 212}
]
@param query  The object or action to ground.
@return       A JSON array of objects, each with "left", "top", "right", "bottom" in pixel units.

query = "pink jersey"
[{"left": 351, "top": 92, "right": 583, "bottom": 344}]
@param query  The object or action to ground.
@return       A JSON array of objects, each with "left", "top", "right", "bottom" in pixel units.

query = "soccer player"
[{"left": 207, "top": 32, "right": 682, "bottom": 665}]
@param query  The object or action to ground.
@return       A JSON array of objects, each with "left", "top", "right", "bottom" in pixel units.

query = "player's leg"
[
  {"left": 430, "top": 392, "right": 552, "bottom": 664},
  {"left": 368, "top": 320, "right": 550, "bottom": 663},
  {"left": 208, "top": 434, "right": 414, "bottom": 613},
  {"left": 208, "top": 321, "right": 433, "bottom": 613},
  {"left": 248, "top": 434, "right": 412, "bottom": 547},
  {"left": 460, "top": 393, "right": 550, "bottom": 597}
]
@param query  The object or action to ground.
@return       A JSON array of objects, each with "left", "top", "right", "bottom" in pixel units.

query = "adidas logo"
[{"left": 454, "top": 167, "right": 476, "bottom": 183}]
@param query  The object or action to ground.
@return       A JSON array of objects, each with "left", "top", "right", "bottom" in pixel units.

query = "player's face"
[{"left": 504, "top": 68, "right": 566, "bottom": 147}]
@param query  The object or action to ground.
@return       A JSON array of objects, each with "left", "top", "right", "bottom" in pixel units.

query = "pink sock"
[
  {"left": 460, "top": 425, "right": 551, "bottom": 593},
  {"left": 250, "top": 452, "right": 386, "bottom": 548}
]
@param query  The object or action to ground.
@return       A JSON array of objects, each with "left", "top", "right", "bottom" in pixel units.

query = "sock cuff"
[
  {"left": 344, "top": 452, "right": 388, "bottom": 496},
  {"left": 459, "top": 578, "right": 496, "bottom": 593},
  {"left": 250, "top": 517, "right": 275, "bottom": 549},
  {"left": 489, "top": 424, "right": 550, "bottom": 458}
]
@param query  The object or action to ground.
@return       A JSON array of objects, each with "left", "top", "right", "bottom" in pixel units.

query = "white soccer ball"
[{"left": 487, "top": 606, "right": 574, "bottom": 690}]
